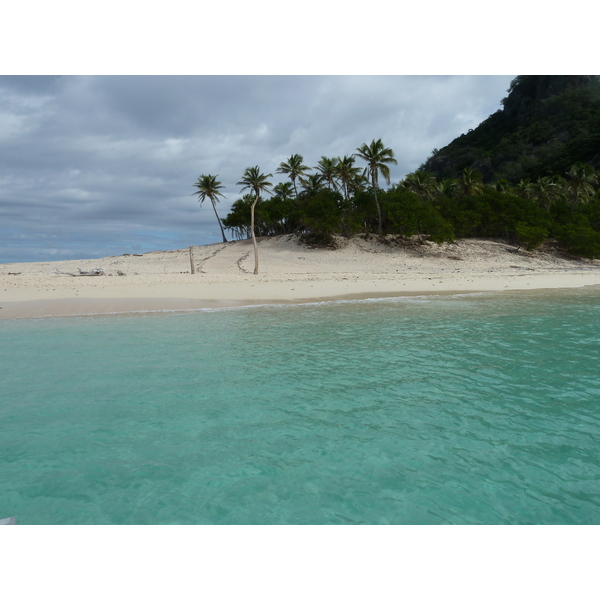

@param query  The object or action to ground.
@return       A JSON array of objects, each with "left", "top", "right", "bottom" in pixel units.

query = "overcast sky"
[{"left": 0, "top": 75, "right": 518, "bottom": 263}]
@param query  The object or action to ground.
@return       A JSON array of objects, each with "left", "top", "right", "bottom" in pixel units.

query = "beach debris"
[
  {"left": 237, "top": 250, "right": 252, "bottom": 274},
  {"left": 55, "top": 268, "right": 106, "bottom": 277},
  {"left": 7, "top": 272, "right": 22, "bottom": 275},
  {"left": 117, "top": 270, "right": 126, "bottom": 276}
]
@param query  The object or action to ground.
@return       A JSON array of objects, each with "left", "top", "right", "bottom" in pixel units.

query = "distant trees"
[{"left": 196, "top": 141, "right": 600, "bottom": 262}]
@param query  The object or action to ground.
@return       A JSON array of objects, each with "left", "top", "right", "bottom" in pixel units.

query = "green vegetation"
[
  {"left": 423, "top": 75, "right": 600, "bottom": 183},
  {"left": 197, "top": 78, "right": 600, "bottom": 267},
  {"left": 354, "top": 139, "right": 398, "bottom": 234}
]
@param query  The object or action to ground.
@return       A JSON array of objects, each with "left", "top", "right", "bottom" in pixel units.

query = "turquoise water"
[{"left": 1, "top": 288, "right": 599, "bottom": 524}]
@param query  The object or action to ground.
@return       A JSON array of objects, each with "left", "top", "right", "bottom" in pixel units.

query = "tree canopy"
[{"left": 200, "top": 77, "right": 600, "bottom": 260}]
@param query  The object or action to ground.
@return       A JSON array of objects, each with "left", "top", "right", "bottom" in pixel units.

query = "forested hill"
[{"left": 422, "top": 75, "right": 600, "bottom": 183}]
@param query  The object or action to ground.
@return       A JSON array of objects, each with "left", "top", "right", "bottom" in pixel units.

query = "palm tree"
[
  {"left": 192, "top": 174, "right": 228, "bottom": 243},
  {"left": 348, "top": 172, "right": 369, "bottom": 197},
  {"left": 402, "top": 171, "right": 438, "bottom": 201},
  {"left": 276, "top": 154, "right": 312, "bottom": 198},
  {"left": 237, "top": 166, "right": 273, "bottom": 274},
  {"left": 436, "top": 178, "right": 456, "bottom": 198},
  {"left": 334, "top": 155, "right": 362, "bottom": 202},
  {"left": 272, "top": 182, "right": 295, "bottom": 201},
  {"left": 531, "top": 176, "right": 560, "bottom": 211},
  {"left": 515, "top": 179, "right": 534, "bottom": 199},
  {"left": 489, "top": 178, "right": 510, "bottom": 193},
  {"left": 316, "top": 157, "right": 339, "bottom": 191},
  {"left": 455, "top": 168, "right": 484, "bottom": 197},
  {"left": 299, "top": 173, "right": 324, "bottom": 195},
  {"left": 565, "top": 163, "right": 598, "bottom": 210},
  {"left": 354, "top": 139, "right": 397, "bottom": 234}
]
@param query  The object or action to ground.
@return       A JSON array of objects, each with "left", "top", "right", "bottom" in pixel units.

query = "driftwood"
[{"left": 56, "top": 268, "right": 105, "bottom": 277}]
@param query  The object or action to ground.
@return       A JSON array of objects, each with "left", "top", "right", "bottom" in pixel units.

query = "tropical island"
[
  {"left": 2, "top": 75, "right": 600, "bottom": 319},
  {"left": 194, "top": 76, "right": 600, "bottom": 275}
]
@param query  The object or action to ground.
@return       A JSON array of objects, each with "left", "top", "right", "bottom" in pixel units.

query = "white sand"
[{"left": 1, "top": 235, "right": 599, "bottom": 319}]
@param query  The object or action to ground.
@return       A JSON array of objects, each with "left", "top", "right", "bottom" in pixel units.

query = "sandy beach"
[{"left": 1, "top": 234, "right": 600, "bottom": 319}]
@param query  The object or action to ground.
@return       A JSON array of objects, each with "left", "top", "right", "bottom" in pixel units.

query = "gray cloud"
[{"left": 0, "top": 75, "right": 514, "bottom": 263}]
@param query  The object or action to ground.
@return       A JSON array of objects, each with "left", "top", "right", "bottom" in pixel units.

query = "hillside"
[{"left": 423, "top": 75, "right": 600, "bottom": 183}]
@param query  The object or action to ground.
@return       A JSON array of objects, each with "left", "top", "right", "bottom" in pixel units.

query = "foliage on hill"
[
  {"left": 208, "top": 84, "right": 600, "bottom": 261},
  {"left": 422, "top": 75, "right": 600, "bottom": 183},
  {"left": 220, "top": 158, "right": 600, "bottom": 258}
]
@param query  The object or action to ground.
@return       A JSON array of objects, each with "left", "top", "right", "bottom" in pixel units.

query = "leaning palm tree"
[
  {"left": 192, "top": 174, "right": 228, "bottom": 243},
  {"left": 276, "top": 154, "right": 312, "bottom": 198},
  {"left": 237, "top": 166, "right": 273, "bottom": 274},
  {"left": 354, "top": 139, "right": 397, "bottom": 234}
]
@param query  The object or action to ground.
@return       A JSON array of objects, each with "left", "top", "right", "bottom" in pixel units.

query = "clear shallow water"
[{"left": 1, "top": 288, "right": 599, "bottom": 524}]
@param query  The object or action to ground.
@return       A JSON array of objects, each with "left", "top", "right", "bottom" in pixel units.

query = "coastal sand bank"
[{"left": 2, "top": 235, "right": 599, "bottom": 319}]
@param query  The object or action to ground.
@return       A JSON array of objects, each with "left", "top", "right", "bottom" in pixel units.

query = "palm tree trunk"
[
  {"left": 251, "top": 196, "right": 259, "bottom": 275},
  {"left": 211, "top": 199, "right": 228, "bottom": 243},
  {"left": 372, "top": 173, "right": 382, "bottom": 235}
]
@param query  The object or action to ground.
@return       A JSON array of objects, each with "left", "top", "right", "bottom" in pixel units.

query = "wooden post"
[{"left": 189, "top": 246, "right": 195, "bottom": 274}]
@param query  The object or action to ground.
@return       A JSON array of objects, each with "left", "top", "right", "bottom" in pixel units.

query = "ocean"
[{"left": 1, "top": 288, "right": 599, "bottom": 524}]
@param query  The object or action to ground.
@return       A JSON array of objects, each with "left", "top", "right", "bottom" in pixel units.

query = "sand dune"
[{"left": 1, "top": 235, "right": 599, "bottom": 319}]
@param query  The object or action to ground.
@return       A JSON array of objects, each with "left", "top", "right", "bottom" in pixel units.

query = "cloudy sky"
[{"left": 0, "top": 75, "right": 518, "bottom": 263}]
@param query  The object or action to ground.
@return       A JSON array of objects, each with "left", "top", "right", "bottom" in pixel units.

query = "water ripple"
[{"left": 1, "top": 288, "right": 600, "bottom": 523}]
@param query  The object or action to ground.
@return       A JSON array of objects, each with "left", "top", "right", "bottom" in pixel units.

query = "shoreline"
[
  {"left": 3, "top": 276, "right": 599, "bottom": 321},
  {"left": 2, "top": 235, "right": 600, "bottom": 320}
]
